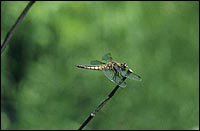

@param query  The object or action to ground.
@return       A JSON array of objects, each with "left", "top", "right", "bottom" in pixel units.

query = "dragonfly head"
[{"left": 121, "top": 63, "right": 128, "bottom": 70}]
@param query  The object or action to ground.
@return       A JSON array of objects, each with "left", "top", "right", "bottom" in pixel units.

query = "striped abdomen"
[{"left": 76, "top": 65, "right": 105, "bottom": 70}]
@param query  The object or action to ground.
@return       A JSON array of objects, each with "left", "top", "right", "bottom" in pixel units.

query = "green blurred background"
[{"left": 1, "top": 1, "right": 199, "bottom": 130}]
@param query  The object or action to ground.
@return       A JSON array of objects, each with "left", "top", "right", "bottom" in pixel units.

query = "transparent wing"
[
  {"left": 102, "top": 53, "right": 113, "bottom": 62},
  {"left": 102, "top": 68, "right": 126, "bottom": 88},
  {"left": 121, "top": 70, "right": 142, "bottom": 81},
  {"left": 90, "top": 60, "right": 106, "bottom": 65}
]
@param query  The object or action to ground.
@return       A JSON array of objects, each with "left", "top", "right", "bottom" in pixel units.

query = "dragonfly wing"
[
  {"left": 90, "top": 60, "right": 105, "bottom": 65},
  {"left": 121, "top": 70, "right": 142, "bottom": 81},
  {"left": 102, "top": 53, "right": 113, "bottom": 62},
  {"left": 102, "top": 68, "right": 126, "bottom": 87}
]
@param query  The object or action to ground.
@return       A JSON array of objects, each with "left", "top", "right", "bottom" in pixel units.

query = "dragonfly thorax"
[
  {"left": 120, "top": 63, "right": 128, "bottom": 70},
  {"left": 110, "top": 62, "right": 128, "bottom": 72}
]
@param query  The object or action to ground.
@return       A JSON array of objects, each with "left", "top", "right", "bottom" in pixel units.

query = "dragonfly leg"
[
  {"left": 112, "top": 75, "right": 116, "bottom": 81},
  {"left": 119, "top": 72, "right": 126, "bottom": 78},
  {"left": 111, "top": 68, "right": 119, "bottom": 82},
  {"left": 112, "top": 72, "right": 121, "bottom": 82},
  {"left": 112, "top": 70, "right": 119, "bottom": 82}
]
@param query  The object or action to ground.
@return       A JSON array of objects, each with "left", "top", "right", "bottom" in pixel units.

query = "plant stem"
[
  {"left": 78, "top": 69, "right": 132, "bottom": 130},
  {"left": 1, "top": 1, "right": 36, "bottom": 55}
]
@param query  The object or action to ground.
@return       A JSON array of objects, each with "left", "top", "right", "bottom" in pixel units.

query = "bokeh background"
[{"left": 1, "top": 1, "right": 199, "bottom": 130}]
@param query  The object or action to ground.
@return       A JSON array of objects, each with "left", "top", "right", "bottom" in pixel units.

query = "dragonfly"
[{"left": 76, "top": 53, "right": 142, "bottom": 87}]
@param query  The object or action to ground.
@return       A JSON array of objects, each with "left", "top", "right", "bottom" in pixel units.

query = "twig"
[
  {"left": 78, "top": 69, "right": 133, "bottom": 130},
  {"left": 1, "top": 1, "right": 36, "bottom": 55}
]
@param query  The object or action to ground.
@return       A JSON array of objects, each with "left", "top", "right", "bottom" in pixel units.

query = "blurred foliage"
[{"left": 1, "top": 1, "right": 199, "bottom": 130}]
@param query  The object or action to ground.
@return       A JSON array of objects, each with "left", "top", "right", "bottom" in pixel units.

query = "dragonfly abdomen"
[{"left": 76, "top": 65, "right": 104, "bottom": 70}]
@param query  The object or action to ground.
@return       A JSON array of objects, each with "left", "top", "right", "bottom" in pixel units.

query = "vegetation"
[{"left": 1, "top": 1, "right": 199, "bottom": 130}]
